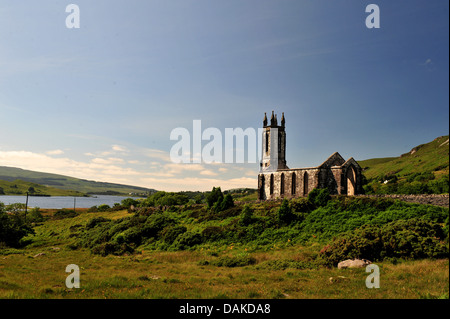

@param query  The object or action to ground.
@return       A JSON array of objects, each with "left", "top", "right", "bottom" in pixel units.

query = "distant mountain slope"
[
  {"left": 358, "top": 135, "right": 449, "bottom": 194},
  {"left": 0, "top": 166, "right": 156, "bottom": 196},
  {"left": 0, "top": 178, "right": 85, "bottom": 197},
  {"left": 358, "top": 135, "right": 449, "bottom": 179}
]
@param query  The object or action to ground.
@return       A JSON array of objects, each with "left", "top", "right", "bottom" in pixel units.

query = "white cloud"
[
  {"left": 46, "top": 149, "right": 64, "bottom": 155},
  {"left": 200, "top": 170, "right": 218, "bottom": 176},
  {"left": 128, "top": 160, "right": 145, "bottom": 165},
  {"left": 91, "top": 157, "right": 124, "bottom": 165},
  {"left": 112, "top": 144, "right": 128, "bottom": 152},
  {"left": 142, "top": 148, "right": 171, "bottom": 162}
]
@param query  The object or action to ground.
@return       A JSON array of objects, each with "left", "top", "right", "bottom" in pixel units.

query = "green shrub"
[
  {"left": 97, "top": 204, "right": 111, "bottom": 212},
  {"left": 239, "top": 204, "right": 254, "bottom": 226},
  {"left": 220, "top": 194, "right": 234, "bottom": 211},
  {"left": 277, "top": 199, "right": 295, "bottom": 226},
  {"left": 308, "top": 188, "right": 331, "bottom": 207},
  {"left": 209, "top": 255, "right": 257, "bottom": 267},
  {"left": 290, "top": 197, "right": 314, "bottom": 213},
  {"left": 298, "top": 196, "right": 448, "bottom": 243},
  {"left": 257, "top": 259, "right": 318, "bottom": 270},
  {"left": 172, "top": 231, "right": 203, "bottom": 250},
  {"left": 206, "top": 187, "right": 224, "bottom": 209},
  {"left": 85, "top": 217, "right": 111, "bottom": 229},
  {"left": 201, "top": 226, "right": 225, "bottom": 242},
  {"left": 52, "top": 209, "right": 78, "bottom": 220},
  {"left": 320, "top": 218, "right": 448, "bottom": 266},
  {"left": 144, "top": 213, "right": 175, "bottom": 234},
  {"left": 121, "top": 198, "right": 139, "bottom": 208},
  {"left": 0, "top": 203, "right": 34, "bottom": 248},
  {"left": 91, "top": 242, "right": 134, "bottom": 256},
  {"left": 27, "top": 207, "right": 44, "bottom": 223},
  {"left": 161, "top": 225, "right": 187, "bottom": 244}
]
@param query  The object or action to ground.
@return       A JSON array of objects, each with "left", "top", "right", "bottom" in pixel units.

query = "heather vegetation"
[
  {"left": 359, "top": 135, "right": 449, "bottom": 195},
  {"left": 1, "top": 188, "right": 448, "bottom": 299},
  {"left": 363, "top": 171, "right": 449, "bottom": 195},
  {"left": 42, "top": 187, "right": 447, "bottom": 267}
]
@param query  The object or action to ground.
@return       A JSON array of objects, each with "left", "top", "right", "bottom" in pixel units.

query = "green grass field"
[{"left": 1, "top": 206, "right": 448, "bottom": 299}]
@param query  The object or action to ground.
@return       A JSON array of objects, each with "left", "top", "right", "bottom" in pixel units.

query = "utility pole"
[
  {"left": 25, "top": 192, "right": 29, "bottom": 222},
  {"left": 73, "top": 197, "right": 76, "bottom": 212}
]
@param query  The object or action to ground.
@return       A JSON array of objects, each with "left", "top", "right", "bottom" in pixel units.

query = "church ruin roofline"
[
  {"left": 317, "top": 152, "right": 345, "bottom": 168},
  {"left": 275, "top": 167, "right": 318, "bottom": 171},
  {"left": 342, "top": 157, "right": 362, "bottom": 169}
]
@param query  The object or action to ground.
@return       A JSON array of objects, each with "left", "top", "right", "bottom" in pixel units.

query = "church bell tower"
[{"left": 260, "top": 111, "right": 288, "bottom": 172}]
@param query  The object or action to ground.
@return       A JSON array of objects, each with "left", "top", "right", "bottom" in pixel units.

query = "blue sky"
[{"left": 0, "top": 0, "right": 448, "bottom": 191}]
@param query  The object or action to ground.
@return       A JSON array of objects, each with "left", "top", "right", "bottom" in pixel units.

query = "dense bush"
[
  {"left": 257, "top": 259, "right": 319, "bottom": 270},
  {"left": 52, "top": 209, "right": 79, "bottom": 220},
  {"left": 139, "top": 191, "right": 189, "bottom": 207},
  {"left": 220, "top": 194, "right": 235, "bottom": 211},
  {"left": 206, "top": 187, "right": 235, "bottom": 213},
  {"left": 73, "top": 193, "right": 448, "bottom": 261},
  {"left": 277, "top": 199, "right": 295, "bottom": 226},
  {"left": 297, "top": 196, "right": 448, "bottom": 242},
  {"left": 307, "top": 188, "right": 331, "bottom": 207},
  {"left": 121, "top": 198, "right": 139, "bottom": 208},
  {"left": 320, "top": 218, "right": 448, "bottom": 266},
  {"left": 79, "top": 211, "right": 182, "bottom": 255},
  {"left": 239, "top": 205, "right": 255, "bottom": 226},
  {"left": 91, "top": 241, "right": 134, "bottom": 256},
  {"left": 203, "top": 255, "right": 257, "bottom": 267},
  {"left": 206, "top": 187, "right": 224, "bottom": 209},
  {"left": 0, "top": 202, "right": 34, "bottom": 247},
  {"left": 26, "top": 207, "right": 44, "bottom": 223},
  {"left": 172, "top": 231, "right": 203, "bottom": 250},
  {"left": 85, "top": 216, "right": 111, "bottom": 229},
  {"left": 161, "top": 225, "right": 187, "bottom": 244},
  {"left": 202, "top": 226, "right": 225, "bottom": 242},
  {"left": 290, "top": 197, "right": 314, "bottom": 214},
  {"left": 366, "top": 174, "right": 449, "bottom": 195}
]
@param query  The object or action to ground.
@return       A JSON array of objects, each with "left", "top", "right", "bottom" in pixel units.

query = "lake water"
[{"left": 0, "top": 195, "right": 136, "bottom": 209}]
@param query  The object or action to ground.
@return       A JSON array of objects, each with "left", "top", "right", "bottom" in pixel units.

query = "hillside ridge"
[{"left": 0, "top": 165, "right": 156, "bottom": 196}]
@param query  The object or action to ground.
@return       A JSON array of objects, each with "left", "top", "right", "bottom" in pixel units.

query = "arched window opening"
[
  {"left": 291, "top": 173, "right": 296, "bottom": 195},
  {"left": 270, "top": 174, "right": 274, "bottom": 195}
]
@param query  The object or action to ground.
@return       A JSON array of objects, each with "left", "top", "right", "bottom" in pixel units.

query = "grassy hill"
[
  {"left": 0, "top": 179, "right": 85, "bottom": 197},
  {"left": 358, "top": 135, "right": 449, "bottom": 194},
  {"left": 0, "top": 166, "right": 156, "bottom": 196}
]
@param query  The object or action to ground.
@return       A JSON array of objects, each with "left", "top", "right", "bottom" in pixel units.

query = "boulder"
[{"left": 337, "top": 259, "right": 371, "bottom": 269}]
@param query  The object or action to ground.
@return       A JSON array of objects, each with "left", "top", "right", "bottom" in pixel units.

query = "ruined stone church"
[{"left": 257, "top": 111, "right": 363, "bottom": 200}]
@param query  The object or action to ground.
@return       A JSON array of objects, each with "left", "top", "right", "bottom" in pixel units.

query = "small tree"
[
  {"left": 121, "top": 198, "right": 139, "bottom": 208},
  {"left": 220, "top": 194, "right": 234, "bottom": 211},
  {"left": 206, "top": 187, "right": 224, "bottom": 209},
  {"left": 308, "top": 188, "right": 331, "bottom": 207},
  {"left": 240, "top": 204, "right": 254, "bottom": 226},
  {"left": 194, "top": 194, "right": 203, "bottom": 204},
  {"left": 0, "top": 202, "right": 34, "bottom": 247},
  {"left": 277, "top": 199, "right": 295, "bottom": 226}
]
